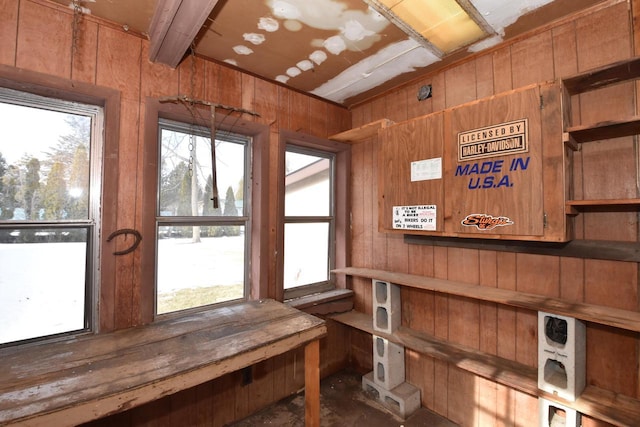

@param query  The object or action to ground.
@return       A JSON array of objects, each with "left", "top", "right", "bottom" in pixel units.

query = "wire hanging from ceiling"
[{"left": 159, "top": 44, "right": 260, "bottom": 209}]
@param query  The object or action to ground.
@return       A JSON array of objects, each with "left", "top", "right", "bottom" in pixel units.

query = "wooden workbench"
[{"left": 0, "top": 299, "right": 326, "bottom": 426}]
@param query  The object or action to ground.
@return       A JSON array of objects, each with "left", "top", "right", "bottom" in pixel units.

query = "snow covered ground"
[
  {"left": 0, "top": 235, "right": 245, "bottom": 345},
  {"left": 0, "top": 241, "right": 86, "bottom": 344}
]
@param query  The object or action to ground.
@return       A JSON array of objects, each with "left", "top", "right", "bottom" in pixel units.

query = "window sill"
[{"left": 287, "top": 288, "right": 354, "bottom": 315}]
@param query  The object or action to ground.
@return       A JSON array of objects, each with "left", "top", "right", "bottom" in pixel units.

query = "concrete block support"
[
  {"left": 363, "top": 371, "right": 421, "bottom": 419},
  {"left": 373, "top": 335, "right": 405, "bottom": 390},
  {"left": 363, "top": 278, "right": 420, "bottom": 419},
  {"left": 372, "top": 280, "right": 401, "bottom": 334},
  {"left": 538, "top": 397, "right": 581, "bottom": 427},
  {"left": 538, "top": 311, "right": 586, "bottom": 401}
]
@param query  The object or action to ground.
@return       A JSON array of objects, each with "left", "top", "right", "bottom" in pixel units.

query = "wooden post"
[{"left": 304, "top": 339, "right": 320, "bottom": 427}]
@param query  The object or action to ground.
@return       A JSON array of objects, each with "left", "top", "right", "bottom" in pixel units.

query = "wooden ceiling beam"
[{"left": 148, "top": 0, "right": 219, "bottom": 68}]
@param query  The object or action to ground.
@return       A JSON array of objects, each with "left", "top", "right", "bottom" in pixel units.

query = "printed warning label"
[{"left": 393, "top": 205, "right": 437, "bottom": 231}]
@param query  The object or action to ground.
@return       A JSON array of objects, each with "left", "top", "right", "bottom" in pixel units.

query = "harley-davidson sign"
[{"left": 458, "top": 119, "right": 528, "bottom": 162}]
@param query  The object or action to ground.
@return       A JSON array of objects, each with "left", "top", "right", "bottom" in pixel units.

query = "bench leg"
[{"left": 304, "top": 339, "right": 320, "bottom": 427}]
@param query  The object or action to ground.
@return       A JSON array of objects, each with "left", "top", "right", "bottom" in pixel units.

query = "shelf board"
[
  {"left": 563, "top": 56, "right": 640, "bottom": 95},
  {"left": 332, "top": 310, "right": 640, "bottom": 427},
  {"left": 565, "top": 117, "right": 640, "bottom": 142},
  {"left": 332, "top": 267, "right": 640, "bottom": 333},
  {"left": 566, "top": 198, "right": 640, "bottom": 214},
  {"left": 329, "top": 118, "right": 394, "bottom": 143}
]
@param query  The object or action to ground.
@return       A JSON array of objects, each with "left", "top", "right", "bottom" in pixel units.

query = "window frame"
[
  {"left": 278, "top": 131, "right": 351, "bottom": 302},
  {"left": 154, "top": 118, "right": 252, "bottom": 316},
  {"left": 141, "top": 99, "right": 271, "bottom": 323},
  {"left": 0, "top": 69, "right": 119, "bottom": 345},
  {"left": 283, "top": 145, "right": 336, "bottom": 299}
]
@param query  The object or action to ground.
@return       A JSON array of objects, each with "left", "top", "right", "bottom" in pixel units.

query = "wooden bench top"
[{"left": 0, "top": 299, "right": 326, "bottom": 427}]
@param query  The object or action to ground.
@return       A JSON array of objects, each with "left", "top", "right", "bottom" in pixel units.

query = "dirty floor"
[{"left": 229, "top": 369, "right": 458, "bottom": 427}]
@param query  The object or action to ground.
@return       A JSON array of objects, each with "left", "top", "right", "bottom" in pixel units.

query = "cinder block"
[
  {"left": 372, "top": 280, "right": 401, "bottom": 333},
  {"left": 537, "top": 311, "right": 586, "bottom": 401},
  {"left": 362, "top": 371, "right": 421, "bottom": 419},
  {"left": 373, "top": 335, "right": 405, "bottom": 390},
  {"left": 538, "top": 397, "right": 581, "bottom": 427}
]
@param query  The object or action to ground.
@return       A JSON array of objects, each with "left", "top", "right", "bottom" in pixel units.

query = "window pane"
[
  {"left": 0, "top": 102, "right": 91, "bottom": 221},
  {"left": 0, "top": 228, "right": 87, "bottom": 345},
  {"left": 157, "top": 225, "right": 245, "bottom": 314},
  {"left": 285, "top": 152, "right": 330, "bottom": 216},
  {"left": 159, "top": 129, "right": 245, "bottom": 217},
  {"left": 283, "top": 222, "right": 329, "bottom": 289}
]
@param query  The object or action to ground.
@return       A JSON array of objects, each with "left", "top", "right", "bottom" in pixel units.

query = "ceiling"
[{"left": 56, "top": 0, "right": 606, "bottom": 107}]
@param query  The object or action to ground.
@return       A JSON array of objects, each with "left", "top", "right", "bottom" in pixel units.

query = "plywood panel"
[
  {"left": 69, "top": 13, "right": 98, "bottom": 84},
  {"left": 379, "top": 113, "right": 445, "bottom": 232},
  {"left": 360, "top": 138, "right": 375, "bottom": 270},
  {"left": 584, "top": 260, "right": 638, "bottom": 396},
  {"left": 447, "top": 368, "right": 476, "bottom": 425},
  {"left": 447, "top": 248, "right": 480, "bottom": 349},
  {"left": 407, "top": 78, "right": 435, "bottom": 119},
  {"left": 475, "top": 54, "right": 494, "bottom": 99},
  {"left": 17, "top": 0, "right": 72, "bottom": 78},
  {"left": 552, "top": 21, "right": 579, "bottom": 79},
  {"left": 385, "top": 86, "right": 408, "bottom": 123},
  {"left": 446, "top": 84, "right": 546, "bottom": 238},
  {"left": 95, "top": 27, "right": 139, "bottom": 325},
  {"left": 387, "top": 233, "right": 408, "bottom": 272},
  {"left": 496, "top": 252, "right": 517, "bottom": 361},
  {"left": 204, "top": 60, "right": 222, "bottom": 103},
  {"left": 178, "top": 54, "right": 206, "bottom": 100},
  {"left": 575, "top": 1, "right": 632, "bottom": 72},
  {"left": 326, "top": 102, "right": 350, "bottom": 137},
  {"left": 96, "top": 26, "right": 142, "bottom": 101},
  {"left": 478, "top": 250, "right": 498, "bottom": 356},
  {"left": 289, "top": 90, "right": 310, "bottom": 133},
  {"left": 0, "top": 0, "right": 18, "bottom": 66},
  {"left": 254, "top": 77, "right": 278, "bottom": 127},
  {"left": 309, "top": 96, "right": 327, "bottom": 137},
  {"left": 241, "top": 73, "right": 255, "bottom": 117},
  {"left": 492, "top": 46, "right": 512, "bottom": 95},
  {"left": 217, "top": 65, "right": 242, "bottom": 107},
  {"left": 445, "top": 60, "right": 477, "bottom": 108},
  {"left": 141, "top": 42, "right": 179, "bottom": 98},
  {"left": 511, "top": 31, "right": 554, "bottom": 89}
]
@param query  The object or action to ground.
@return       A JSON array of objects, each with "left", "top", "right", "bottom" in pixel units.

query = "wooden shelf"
[
  {"left": 566, "top": 198, "right": 640, "bottom": 214},
  {"left": 565, "top": 117, "right": 640, "bottom": 142},
  {"left": 332, "top": 267, "right": 640, "bottom": 333},
  {"left": 332, "top": 310, "right": 640, "bottom": 427},
  {"left": 563, "top": 56, "right": 640, "bottom": 95},
  {"left": 329, "top": 118, "right": 394, "bottom": 143}
]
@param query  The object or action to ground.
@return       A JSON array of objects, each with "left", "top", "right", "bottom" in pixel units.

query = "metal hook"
[{"left": 107, "top": 228, "right": 142, "bottom": 255}]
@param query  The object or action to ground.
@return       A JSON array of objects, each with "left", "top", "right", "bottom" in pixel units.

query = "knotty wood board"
[
  {"left": 332, "top": 310, "right": 640, "bottom": 427},
  {"left": 0, "top": 300, "right": 326, "bottom": 426},
  {"left": 333, "top": 267, "right": 640, "bottom": 333}
]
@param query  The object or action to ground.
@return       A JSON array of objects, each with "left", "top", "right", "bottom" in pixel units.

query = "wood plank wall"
[
  {"left": 349, "top": 1, "right": 639, "bottom": 426},
  {"left": 0, "top": 0, "right": 351, "bottom": 425}
]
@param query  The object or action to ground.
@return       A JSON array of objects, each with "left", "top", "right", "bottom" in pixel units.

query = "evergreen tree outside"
[
  {"left": 221, "top": 185, "right": 240, "bottom": 236},
  {"left": 0, "top": 164, "right": 18, "bottom": 220},
  {"left": 66, "top": 144, "right": 89, "bottom": 220},
  {"left": 42, "top": 161, "right": 67, "bottom": 222},
  {"left": 20, "top": 157, "right": 41, "bottom": 220},
  {"left": 160, "top": 161, "right": 188, "bottom": 215},
  {"left": 176, "top": 169, "right": 193, "bottom": 238},
  {"left": 202, "top": 174, "right": 223, "bottom": 237}
]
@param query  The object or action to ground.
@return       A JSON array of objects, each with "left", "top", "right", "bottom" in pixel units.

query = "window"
[
  {"left": 283, "top": 146, "right": 335, "bottom": 298},
  {"left": 156, "top": 119, "right": 250, "bottom": 315},
  {"left": 0, "top": 88, "right": 102, "bottom": 346}
]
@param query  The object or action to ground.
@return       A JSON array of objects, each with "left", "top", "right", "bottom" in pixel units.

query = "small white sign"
[
  {"left": 411, "top": 157, "right": 442, "bottom": 182},
  {"left": 393, "top": 205, "right": 437, "bottom": 231}
]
